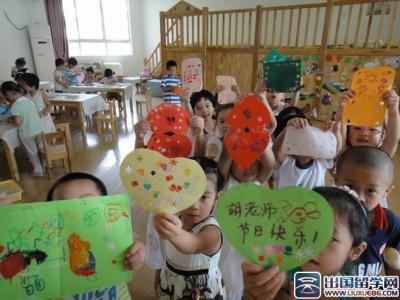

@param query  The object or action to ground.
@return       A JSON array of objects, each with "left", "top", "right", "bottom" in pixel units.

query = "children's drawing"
[
  {"left": 224, "top": 95, "right": 272, "bottom": 170},
  {"left": 182, "top": 58, "right": 203, "bottom": 94},
  {"left": 120, "top": 148, "right": 207, "bottom": 214},
  {"left": 146, "top": 102, "right": 192, "bottom": 158},
  {"left": 216, "top": 76, "right": 237, "bottom": 104},
  {"left": 217, "top": 184, "right": 334, "bottom": 271},
  {"left": 282, "top": 126, "right": 337, "bottom": 160},
  {"left": 263, "top": 59, "right": 303, "bottom": 93},
  {"left": 0, "top": 194, "right": 132, "bottom": 299},
  {"left": 342, "top": 67, "right": 395, "bottom": 127}
]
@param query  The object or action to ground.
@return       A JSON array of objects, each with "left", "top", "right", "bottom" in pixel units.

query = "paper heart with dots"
[
  {"left": 182, "top": 58, "right": 203, "bottom": 94},
  {"left": 342, "top": 67, "right": 395, "bottom": 128},
  {"left": 217, "top": 184, "right": 334, "bottom": 271},
  {"left": 120, "top": 149, "right": 207, "bottom": 213},
  {"left": 224, "top": 95, "right": 272, "bottom": 170},
  {"left": 146, "top": 102, "right": 192, "bottom": 158}
]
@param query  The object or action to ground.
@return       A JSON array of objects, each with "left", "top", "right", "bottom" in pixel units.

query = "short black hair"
[
  {"left": 55, "top": 58, "right": 65, "bottom": 67},
  {"left": 313, "top": 186, "right": 369, "bottom": 247},
  {"left": 336, "top": 146, "right": 394, "bottom": 183},
  {"left": 15, "top": 57, "right": 26, "bottom": 67},
  {"left": 68, "top": 57, "right": 78, "bottom": 66},
  {"left": 1, "top": 81, "right": 23, "bottom": 96},
  {"left": 190, "top": 90, "right": 216, "bottom": 110},
  {"left": 190, "top": 157, "right": 224, "bottom": 192},
  {"left": 166, "top": 60, "right": 177, "bottom": 70},
  {"left": 85, "top": 66, "right": 94, "bottom": 73},
  {"left": 104, "top": 68, "right": 114, "bottom": 77},
  {"left": 20, "top": 73, "right": 40, "bottom": 89},
  {"left": 46, "top": 172, "right": 108, "bottom": 201},
  {"left": 274, "top": 106, "right": 308, "bottom": 138},
  {"left": 215, "top": 103, "right": 234, "bottom": 120}
]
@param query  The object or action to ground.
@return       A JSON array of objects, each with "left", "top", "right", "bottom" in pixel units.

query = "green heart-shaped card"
[{"left": 217, "top": 184, "right": 334, "bottom": 271}]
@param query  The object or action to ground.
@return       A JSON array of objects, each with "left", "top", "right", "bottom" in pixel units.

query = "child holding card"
[
  {"left": 242, "top": 186, "right": 369, "bottom": 300},
  {"left": 153, "top": 157, "right": 225, "bottom": 299},
  {"left": 161, "top": 60, "right": 182, "bottom": 106}
]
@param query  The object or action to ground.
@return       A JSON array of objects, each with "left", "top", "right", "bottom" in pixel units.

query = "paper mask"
[
  {"left": 263, "top": 60, "right": 302, "bottom": 93},
  {"left": 120, "top": 148, "right": 207, "bottom": 213},
  {"left": 0, "top": 195, "right": 133, "bottom": 299},
  {"left": 282, "top": 126, "right": 337, "bottom": 159},
  {"left": 182, "top": 58, "right": 203, "bottom": 94},
  {"left": 342, "top": 67, "right": 395, "bottom": 127},
  {"left": 216, "top": 76, "right": 238, "bottom": 104},
  {"left": 217, "top": 184, "right": 334, "bottom": 271}
]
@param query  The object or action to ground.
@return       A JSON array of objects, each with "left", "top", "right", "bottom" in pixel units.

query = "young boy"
[
  {"left": 64, "top": 57, "right": 79, "bottom": 86},
  {"left": 335, "top": 146, "right": 400, "bottom": 277},
  {"left": 54, "top": 58, "right": 68, "bottom": 92},
  {"left": 160, "top": 60, "right": 182, "bottom": 106},
  {"left": 11, "top": 57, "right": 28, "bottom": 80}
]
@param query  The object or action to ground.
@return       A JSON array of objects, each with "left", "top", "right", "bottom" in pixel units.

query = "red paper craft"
[
  {"left": 224, "top": 95, "right": 272, "bottom": 170},
  {"left": 146, "top": 103, "right": 192, "bottom": 158}
]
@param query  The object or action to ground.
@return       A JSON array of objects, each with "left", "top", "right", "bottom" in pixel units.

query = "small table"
[
  {"left": 123, "top": 76, "right": 148, "bottom": 94},
  {"left": 39, "top": 81, "right": 54, "bottom": 92}
]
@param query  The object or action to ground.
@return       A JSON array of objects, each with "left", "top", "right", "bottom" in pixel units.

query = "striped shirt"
[
  {"left": 11, "top": 96, "right": 43, "bottom": 138},
  {"left": 161, "top": 75, "right": 181, "bottom": 105}
]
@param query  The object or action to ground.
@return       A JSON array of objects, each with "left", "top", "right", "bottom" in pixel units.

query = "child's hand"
[
  {"left": 242, "top": 262, "right": 287, "bottom": 300},
  {"left": 216, "top": 85, "right": 224, "bottom": 93},
  {"left": 231, "top": 85, "right": 240, "bottom": 95},
  {"left": 181, "top": 88, "right": 191, "bottom": 102},
  {"left": 287, "top": 117, "right": 308, "bottom": 129},
  {"left": 383, "top": 90, "right": 400, "bottom": 113},
  {"left": 154, "top": 213, "right": 182, "bottom": 240},
  {"left": 190, "top": 116, "right": 205, "bottom": 135},
  {"left": 338, "top": 90, "right": 355, "bottom": 108},
  {"left": 124, "top": 239, "right": 145, "bottom": 270},
  {"left": 134, "top": 120, "right": 150, "bottom": 139},
  {"left": 321, "top": 120, "right": 340, "bottom": 133}
]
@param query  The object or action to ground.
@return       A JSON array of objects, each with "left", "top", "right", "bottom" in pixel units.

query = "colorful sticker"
[
  {"left": 217, "top": 184, "right": 334, "bottom": 271},
  {"left": 120, "top": 149, "right": 207, "bottom": 213},
  {"left": 182, "top": 58, "right": 203, "bottom": 94},
  {"left": 216, "top": 76, "right": 238, "bottom": 105}
]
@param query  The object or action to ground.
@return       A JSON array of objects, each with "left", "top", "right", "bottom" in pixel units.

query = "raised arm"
[
  {"left": 42, "top": 91, "right": 52, "bottom": 115},
  {"left": 257, "top": 148, "right": 275, "bottom": 184},
  {"left": 380, "top": 90, "right": 400, "bottom": 157}
]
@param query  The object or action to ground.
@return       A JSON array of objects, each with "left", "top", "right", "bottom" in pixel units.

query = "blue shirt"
[
  {"left": 161, "top": 75, "right": 181, "bottom": 105},
  {"left": 64, "top": 67, "right": 77, "bottom": 85}
]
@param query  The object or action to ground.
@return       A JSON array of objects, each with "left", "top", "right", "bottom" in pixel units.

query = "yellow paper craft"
[
  {"left": 342, "top": 67, "right": 395, "bottom": 127},
  {"left": 120, "top": 149, "right": 207, "bottom": 213}
]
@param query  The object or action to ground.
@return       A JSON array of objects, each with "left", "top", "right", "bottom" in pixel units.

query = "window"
[{"left": 63, "top": 0, "right": 132, "bottom": 56}]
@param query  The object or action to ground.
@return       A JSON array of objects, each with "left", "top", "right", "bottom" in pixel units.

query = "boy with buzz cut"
[{"left": 160, "top": 60, "right": 182, "bottom": 106}]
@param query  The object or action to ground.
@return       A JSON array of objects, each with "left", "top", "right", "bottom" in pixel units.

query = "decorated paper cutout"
[
  {"left": 265, "top": 50, "right": 288, "bottom": 62},
  {"left": 344, "top": 56, "right": 352, "bottom": 64},
  {"left": 217, "top": 184, "right": 334, "bottom": 271},
  {"left": 384, "top": 57, "right": 400, "bottom": 68},
  {"left": 0, "top": 195, "right": 132, "bottom": 299},
  {"left": 282, "top": 126, "right": 337, "bottom": 159},
  {"left": 146, "top": 102, "right": 192, "bottom": 158},
  {"left": 224, "top": 95, "right": 272, "bottom": 170},
  {"left": 182, "top": 58, "right": 203, "bottom": 94},
  {"left": 263, "top": 60, "right": 302, "bottom": 93},
  {"left": 120, "top": 149, "right": 207, "bottom": 213},
  {"left": 172, "top": 86, "right": 183, "bottom": 96},
  {"left": 342, "top": 67, "right": 395, "bottom": 127},
  {"left": 216, "top": 76, "right": 238, "bottom": 104}
]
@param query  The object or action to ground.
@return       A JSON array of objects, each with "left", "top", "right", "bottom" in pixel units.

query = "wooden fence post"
[
  {"left": 203, "top": 7, "right": 209, "bottom": 89},
  {"left": 252, "top": 5, "right": 263, "bottom": 91},
  {"left": 159, "top": 11, "right": 166, "bottom": 73}
]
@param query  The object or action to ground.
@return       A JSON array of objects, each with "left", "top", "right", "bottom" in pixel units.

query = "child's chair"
[
  {"left": 136, "top": 86, "right": 153, "bottom": 116},
  {"left": 40, "top": 130, "right": 72, "bottom": 179},
  {"left": 95, "top": 100, "right": 118, "bottom": 136}
]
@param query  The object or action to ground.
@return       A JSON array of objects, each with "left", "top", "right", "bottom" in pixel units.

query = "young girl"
[
  {"left": 1, "top": 81, "right": 44, "bottom": 176},
  {"left": 19, "top": 73, "right": 56, "bottom": 133},
  {"left": 154, "top": 157, "right": 225, "bottom": 299},
  {"left": 82, "top": 66, "right": 97, "bottom": 84},
  {"left": 242, "top": 186, "right": 369, "bottom": 300},
  {"left": 102, "top": 68, "right": 118, "bottom": 85},
  {"left": 47, "top": 172, "right": 146, "bottom": 300}
]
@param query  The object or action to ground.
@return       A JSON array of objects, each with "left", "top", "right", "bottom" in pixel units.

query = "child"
[
  {"left": 82, "top": 66, "right": 97, "bottom": 84},
  {"left": 64, "top": 57, "right": 79, "bottom": 85},
  {"left": 54, "top": 58, "right": 68, "bottom": 92},
  {"left": 154, "top": 157, "right": 225, "bottom": 299},
  {"left": 336, "top": 89, "right": 400, "bottom": 157},
  {"left": 273, "top": 109, "right": 342, "bottom": 189},
  {"left": 160, "top": 60, "right": 182, "bottom": 106},
  {"left": 19, "top": 73, "right": 56, "bottom": 133},
  {"left": 11, "top": 57, "right": 28, "bottom": 80},
  {"left": 242, "top": 186, "right": 369, "bottom": 300},
  {"left": 1, "top": 81, "right": 44, "bottom": 176},
  {"left": 47, "top": 172, "right": 146, "bottom": 300},
  {"left": 335, "top": 146, "right": 400, "bottom": 277},
  {"left": 102, "top": 68, "right": 118, "bottom": 85}
]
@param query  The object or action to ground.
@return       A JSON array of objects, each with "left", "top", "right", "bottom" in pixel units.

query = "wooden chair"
[
  {"left": 136, "top": 86, "right": 152, "bottom": 115},
  {"left": 40, "top": 131, "right": 72, "bottom": 179},
  {"left": 54, "top": 121, "right": 74, "bottom": 158},
  {"left": 95, "top": 100, "right": 118, "bottom": 135}
]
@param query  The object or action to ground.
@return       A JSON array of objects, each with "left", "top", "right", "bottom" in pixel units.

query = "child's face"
[
  {"left": 5, "top": 91, "right": 21, "bottom": 102},
  {"left": 231, "top": 161, "right": 260, "bottom": 183},
  {"left": 266, "top": 92, "right": 285, "bottom": 107},
  {"left": 335, "top": 163, "right": 390, "bottom": 211},
  {"left": 348, "top": 126, "right": 383, "bottom": 147},
  {"left": 194, "top": 98, "right": 214, "bottom": 119},
  {"left": 181, "top": 178, "right": 217, "bottom": 227},
  {"left": 216, "top": 108, "right": 232, "bottom": 138},
  {"left": 167, "top": 66, "right": 177, "bottom": 76},
  {"left": 52, "top": 179, "right": 102, "bottom": 200},
  {"left": 19, "top": 81, "right": 34, "bottom": 93}
]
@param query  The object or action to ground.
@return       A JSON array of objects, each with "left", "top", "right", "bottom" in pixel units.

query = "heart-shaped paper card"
[
  {"left": 147, "top": 102, "right": 190, "bottom": 134},
  {"left": 147, "top": 133, "right": 192, "bottom": 158},
  {"left": 120, "top": 149, "right": 207, "bottom": 213},
  {"left": 282, "top": 126, "right": 337, "bottom": 159},
  {"left": 182, "top": 58, "right": 203, "bottom": 94},
  {"left": 217, "top": 184, "right": 334, "bottom": 271}
]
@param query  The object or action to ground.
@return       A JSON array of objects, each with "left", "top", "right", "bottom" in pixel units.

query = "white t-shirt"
[
  {"left": 54, "top": 69, "right": 65, "bottom": 91},
  {"left": 278, "top": 155, "right": 332, "bottom": 189}
]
